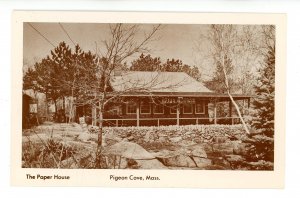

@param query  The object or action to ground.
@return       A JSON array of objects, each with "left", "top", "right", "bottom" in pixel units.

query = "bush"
[
  {"left": 22, "top": 138, "right": 77, "bottom": 168},
  {"left": 243, "top": 134, "right": 274, "bottom": 162}
]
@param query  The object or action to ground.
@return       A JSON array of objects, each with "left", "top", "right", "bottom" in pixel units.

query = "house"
[
  {"left": 85, "top": 71, "right": 251, "bottom": 127},
  {"left": 22, "top": 93, "right": 38, "bottom": 128}
]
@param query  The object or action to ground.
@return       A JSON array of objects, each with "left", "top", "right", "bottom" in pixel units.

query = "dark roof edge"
[{"left": 107, "top": 92, "right": 252, "bottom": 98}]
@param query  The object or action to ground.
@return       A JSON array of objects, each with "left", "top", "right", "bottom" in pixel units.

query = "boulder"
[
  {"left": 192, "top": 157, "right": 212, "bottom": 168},
  {"left": 199, "top": 143, "right": 214, "bottom": 154},
  {"left": 151, "top": 149, "right": 178, "bottom": 158},
  {"left": 232, "top": 141, "right": 248, "bottom": 155},
  {"left": 178, "top": 139, "right": 195, "bottom": 147},
  {"left": 212, "top": 142, "right": 234, "bottom": 155},
  {"left": 77, "top": 133, "right": 92, "bottom": 142},
  {"left": 169, "top": 136, "right": 182, "bottom": 143},
  {"left": 158, "top": 155, "right": 197, "bottom": 168},
  {"left": 213, "top": 136, "right": 228, "bottom": 143},
  {"left": 225, "top": 154, "right": 245, "bottom": 163},
  {"left": 158, "top": 136, "right": 167, "bottom": 143},
  {"left": 88, "top": 125, "right": 99, "bottom": 133},
  {"left": 102, "top": 141, "right": 155, "bottom": 160},
  {"left": 124, "top": 136, "right": 135, "bottom": 142},
  {"left": 188, "top": 144, "right": 207, "bottom": 158},
  {"left": 211, "top": 157, "right": 232, "bottom": 170},
  {"left": 135, "top": 159, "right": 167, "bottom": 169},
  {"left": 144, "top": 131, "right": 152, "bottom": 142}
]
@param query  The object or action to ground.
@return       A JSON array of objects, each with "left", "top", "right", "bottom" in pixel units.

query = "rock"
[
  {"left": 105, "top": 138, "right": 119, "bottom": 146},
  {"left": 213, "top": 136, "right": 228, "bottom": 143},
  {"left": 212, "top": 142, "right": 234, "bottom": 155},
  {"left": 194, "top": 137, "right": 202, "bottom": 143},
  {"left": 158, "top": 136, "right": 167, "bottom": 142},
  {"left": 144, "top": 131, "right": 151, "bottom": 142},
  {"left": 211, "top": 157, "right": 232, "bottom": 170},
  {"left": 158, "top": 155, "right": 197, "bottom": 168},
  {"left": 225, "top": 154, "right": 245, "bottom": 163},
  {"left": 169, "top": 136, "right": 182, "bottom": 143},
  {"left": 198, "top": 143, "right": 213, "bottom": 154},
  {"left": 88, "top": 125, "right": 99, "bottom": 133},
  {"left": 192, "top": 157, "right": 212, "bottom": 168},
  {"left": 77, "top": 133, "right": 92, "bottom": 142},
  {"left": 151, "top": 150, "right": 177, "bottom": 158},
  {"left": 135, "top": 159, "right": 167, "bottom": 169},
  {"left": 125, "top": 136, "right": 134, "bottom": 141},
  {"left": 178, "top": 140, "right": 195, "bottom": 147},
  {"left": 204, "top": 164, "right": 227, "bottom": 170},
  {"left": 246, "top": 160, "right": 274, "bottom": 170},
  {"left": 188, "top": 144, "right": 207, "bottom": 158},
  {"left": 102, "top": 141, "right": 155, "bottom": 160},
  {"left": 232, "top": 141, "right": 248, "bottom": 155}
]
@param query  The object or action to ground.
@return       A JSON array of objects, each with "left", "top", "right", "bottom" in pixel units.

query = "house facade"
[{"left": 85, "top": 71, "right": 251, "bottom": 127}]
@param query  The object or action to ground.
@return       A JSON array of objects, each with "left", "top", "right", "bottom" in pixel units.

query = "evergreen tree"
[
  {"left": 130, "top": 53, "right": 202, "bottom": 81},
  {"left": 130, "top": 53, "right": 161, "bottom": 71},
  {"left": 251, "top": 45, "right": 275, "bottom": 137}
]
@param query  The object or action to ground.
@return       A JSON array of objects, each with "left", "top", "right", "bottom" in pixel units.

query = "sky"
[
  {"left": 23, "top": 23, "right": 208, "bottom": 67},
  {"left": 23, "top": 23, "right": 264, "bottom": 80}
]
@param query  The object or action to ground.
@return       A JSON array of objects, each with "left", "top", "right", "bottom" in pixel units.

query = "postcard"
[{"left": 11, "top": 11, "right": 286, "bottom": 188}]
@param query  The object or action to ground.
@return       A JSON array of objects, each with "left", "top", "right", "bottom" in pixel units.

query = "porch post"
[
  {"left": 229, "top": 100, "right": 233, "bottom": 125},
  {"left": 136, "top": 99, "right": 140, "bottom": 127},
  {"left": 214, "top": 101, "right": 217, "bottom": 124},
  {"left": 176, "top": 104, "right": 180, "bottom": 126}
]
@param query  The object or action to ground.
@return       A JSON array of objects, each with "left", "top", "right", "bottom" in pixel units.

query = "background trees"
[
  {"left": 23, "top": 42, "right": 99, "bottom": 121},
  {"left": 130, "top": 53, "right": 202, "bottom": 81}
]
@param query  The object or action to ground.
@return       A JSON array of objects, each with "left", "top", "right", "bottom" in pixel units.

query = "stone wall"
[{"left": 103, "top": 124, "right": 249, "bottom": 145}]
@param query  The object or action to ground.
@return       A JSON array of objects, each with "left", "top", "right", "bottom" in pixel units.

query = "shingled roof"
[{"left": 110, "top": 71, "right": 212, "bottom": 93}]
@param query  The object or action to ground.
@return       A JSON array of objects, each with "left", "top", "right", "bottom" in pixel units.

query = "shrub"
[
  {"left": 22, "top": 138, "right": 77, "bottom": 168},
  {"left": 243, "top": 134, "right": 274, "bottom": 162}
]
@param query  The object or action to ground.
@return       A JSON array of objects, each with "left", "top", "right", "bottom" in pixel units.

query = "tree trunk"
[
  {"left": 220, "top": 47, "right": 250, "bottom": 134},
  {"left": 98, "top": 102, "right": 103, "bottom": 146},
  {"left": 63, "top": 96, "right": 66, "bottom": 123},
  {"left": 45, "top": 93, "right": 49, "bottom": 121},
  {"left": 227, "top": 91, "right": 250, "bottom": 134},
  {"left": 54, "top": 99, "right": 57, "bottom": 122}
]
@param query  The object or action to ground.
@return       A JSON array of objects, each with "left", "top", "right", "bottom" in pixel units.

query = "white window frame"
[
  {"left": 183, "top": 103, "right": 193, "bottom": 114},
  {"left": 140, "top": 102, "right": 151, "bottom": 114},
  {"left": 126, "top": 102, "right": 137, "bottom": 114},
  {"left": 153, "top": 104, "right": 164, "bottom": 114},
  {"left": 195, "top": 102, "right": 205, "bottom": 114}
]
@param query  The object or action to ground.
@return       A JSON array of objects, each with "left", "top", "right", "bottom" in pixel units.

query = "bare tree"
[
  {"left": 196, "top": 25, "right": 251, "bottom": 134},
  {"left": 81, "top": 24, "right": 163, "bottom": 146}
]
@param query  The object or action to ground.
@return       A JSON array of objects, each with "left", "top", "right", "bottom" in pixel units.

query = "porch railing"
[{"left": 101, "top": 117, "right": 242, "bottom": 127}]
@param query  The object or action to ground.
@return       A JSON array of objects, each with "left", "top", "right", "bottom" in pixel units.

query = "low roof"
[
  {"left": 110, "top": 71, "right": 212, "bottom": 93},
  {"left": 109, "top": 71, "right": 251, "bottom": 100}
]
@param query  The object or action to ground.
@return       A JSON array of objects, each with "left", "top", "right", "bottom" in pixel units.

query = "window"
[
  {"left": 170, "top": 105, "right": 177, "bottom": 114},
  {"left": 109, "top": 105, "right": 122, "bottom": 115},
  {"left": 127, "top": 103, "right": 137, "bottom": 114},
  {"left": 140, "top": 102, "right": 151, "bottom": 114},
  {"left": 183, "top": 104, "right": 193, "bottom": 114},
  {"left": 195, "top": 102, "right": 205, "bottom": 114},
  {"left": 154, "top": 104, "right": 164, "bottom": 114}
]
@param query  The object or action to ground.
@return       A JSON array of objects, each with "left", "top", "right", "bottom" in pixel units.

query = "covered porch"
[{"left": 92, "top": 92, "right": 251, "bottom": 127}]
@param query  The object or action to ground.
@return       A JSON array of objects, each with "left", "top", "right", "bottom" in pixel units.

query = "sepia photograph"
[{"left": 11, "top": 11, "right": 285, "bottom": 187}]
